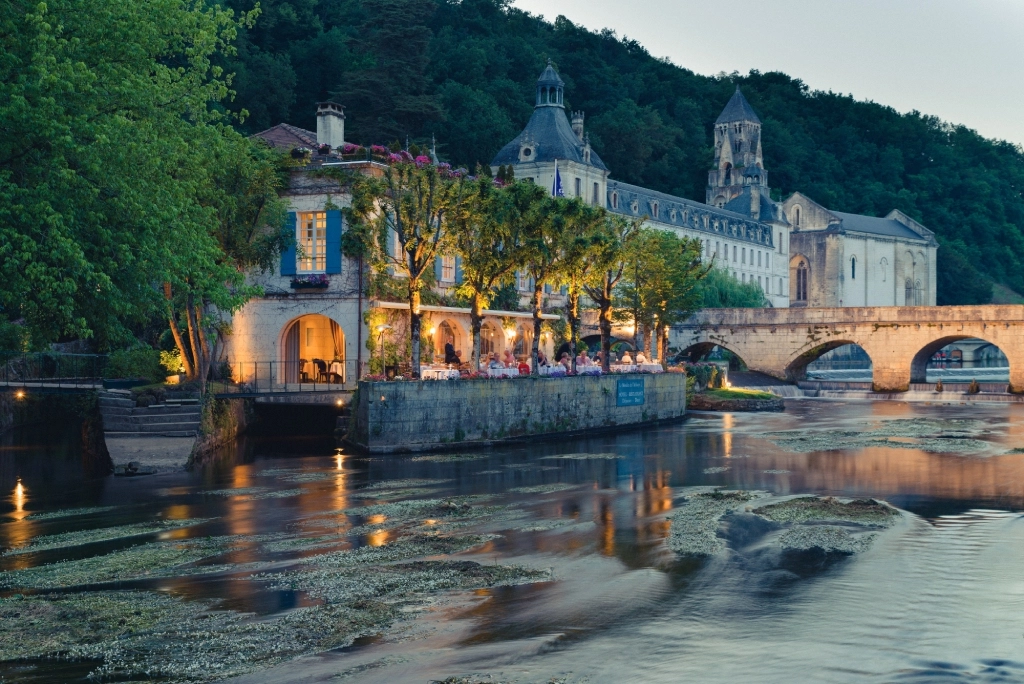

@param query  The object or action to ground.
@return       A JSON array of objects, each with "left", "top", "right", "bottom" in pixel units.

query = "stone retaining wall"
[{"left": 351, "top": 373, "right": 687, "bottom": 453}]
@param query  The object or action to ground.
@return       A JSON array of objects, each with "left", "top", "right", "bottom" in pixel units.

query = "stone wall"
[{"left": 351, "top": 373, "right": 687, "bottom": 453}]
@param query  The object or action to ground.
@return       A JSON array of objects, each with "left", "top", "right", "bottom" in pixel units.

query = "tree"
[
  {"left": 557, "top": 202, "right": 607, "bottom": 372},
  {"left": 583, "top": 215, "right": 642, "bottom": 372},
  {"left": 0, "top": 0, "right": 262, "bottom": 351},
  {"left": 346, "top": 157, "right": 468, "bottom": 376},
  {"left": 698, "top": 267, "right": 769, "bottom": 308},
  {"left": 519, "top": 189, "right": 573, "bottom": 374},
  {"left": 452, "top": 178, "right": 525, "bottom": 368}
]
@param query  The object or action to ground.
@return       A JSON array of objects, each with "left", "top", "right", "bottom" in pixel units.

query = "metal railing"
[
  {"left": 0, "top": 352, "right": 108, "bottom": 392},
  {"left": 214, "top": 360, "right": 363, "bottom": 396}
]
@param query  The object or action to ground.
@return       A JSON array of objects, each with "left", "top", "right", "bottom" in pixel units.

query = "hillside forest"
[{"left": 225, "top": 0, "right": 1024, "bottom": 305}]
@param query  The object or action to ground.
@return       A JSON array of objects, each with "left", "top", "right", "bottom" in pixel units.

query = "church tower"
[{"left": 707, "top": 87, "right": 768, "bottom": 207}]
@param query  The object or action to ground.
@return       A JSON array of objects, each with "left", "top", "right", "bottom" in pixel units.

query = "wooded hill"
[{"left": 225, "top": 0, "right": 1024, "bottom": 305}]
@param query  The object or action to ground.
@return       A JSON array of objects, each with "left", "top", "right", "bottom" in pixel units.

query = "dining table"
[
  {"left": 486, "top": 367, "right": 520, "bottom": 378},
  {"left": 329, "top": 361, "right": 345, "bottom": 383},
  {"left": 421, "top": 367, "right": 461, "bottom": 380}
]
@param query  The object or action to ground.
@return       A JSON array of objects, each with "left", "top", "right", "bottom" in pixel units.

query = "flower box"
[{"left": 290, "top": 275, "right": 330, "bottom": 289}]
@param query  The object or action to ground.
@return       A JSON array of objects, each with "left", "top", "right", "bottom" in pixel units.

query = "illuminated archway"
[{"left": 280, "top": 314, "right": 346, "bottom": 384}]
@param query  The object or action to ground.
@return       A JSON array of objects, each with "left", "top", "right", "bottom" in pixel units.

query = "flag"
[{"left": 552, "top": 159, "right": 564, "bottom": 197}]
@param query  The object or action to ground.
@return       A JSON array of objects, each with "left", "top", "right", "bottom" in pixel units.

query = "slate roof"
[
  {"left": 251, "top": 123, "right": 318, "bottom": 150},
  {"left": 723, "top": 188, "right": 789, "bottom": 224},
  {"left": 536, "top": 63, "right": 564, "bottom": 87},
  {"left": 608, "top": 180, "right": 774, "bottom": 247},
  {"left": 716, "top": 87, "right": 761, "bottom": 125},
  {"left": 490, "top": 106, "right": 608, "bottom": 170},
  {"left": 831, "top": 211, "right": 926, "bottom": 241}
]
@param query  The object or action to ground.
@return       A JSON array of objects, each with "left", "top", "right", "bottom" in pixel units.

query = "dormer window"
[
  {"left": 630, "top": 200, "right": 639, "bottom": 213},
  {"left": 652, "top": 202, "right": 659, "bottom": 219},
  {"left": 670, "top": 209, "right": 677, "bottom": 221},
  {"left": 522, "top": 147, "right": 532, "bottom": 158},
  {"left": 611, "top": 191, "right": 618, "bottom": 209}
]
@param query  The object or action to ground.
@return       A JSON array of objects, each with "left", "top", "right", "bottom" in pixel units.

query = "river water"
[{"left": 2, "top": 400, "right": 1024, "bottom": 683}]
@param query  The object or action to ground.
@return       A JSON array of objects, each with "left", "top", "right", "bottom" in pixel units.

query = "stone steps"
[{"left": 99, "top": 391, "right": 202, "bottom": 437}]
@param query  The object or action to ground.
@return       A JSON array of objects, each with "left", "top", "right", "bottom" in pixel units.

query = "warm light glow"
[
  {"left": 12, "top": 480, "right": 26, "bottom": 517},
  {"left": 367, "top": 529, "right": 389, "bottom": 547},
  {"left": 335, "top": 399, "right": 343, "bottom": 407},
  {"left": 14, "top": 390, "right": 25, "bottom": 400},
  {"left": 367, "top": 514, "right": 387, "bottom": 525},
  {"left": 424, "top": 519, "right": 437, "bottom": 525},
  {"left": 428, "top": 327, "right": 436, "bottom": 335},
  {"left": 335, "top": 453, "right": 345, "bottom": 470}
]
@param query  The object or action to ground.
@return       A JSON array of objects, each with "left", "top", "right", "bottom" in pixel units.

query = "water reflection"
[{"left": 3, "top": 400, "right": 1024, "bottom": 683}]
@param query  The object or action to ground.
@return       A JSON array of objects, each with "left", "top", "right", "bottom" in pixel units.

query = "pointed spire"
[
  {"left": 715, "top": 87, "right": 761, "bottom": 124},
  {"left": 430, "top": 134, "right": 439, "bottom": 164}
]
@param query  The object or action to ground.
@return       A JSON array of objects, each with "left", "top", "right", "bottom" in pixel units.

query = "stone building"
[
  {"left": 491, "top": 69, "right": 791, "bottom": 307},
  {"left": 782, "top": 192, "right": 938, "bottom": 307}
]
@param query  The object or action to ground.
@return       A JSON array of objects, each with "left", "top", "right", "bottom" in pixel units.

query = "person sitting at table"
[
  {"left": 559, "top": 352, "right": 571, "bottom": 371},
  {"left": 487, "top": 352, "right": 504, "bottom": 369},
  {"left": 444, "top": 342, "right": 459, "bottom": 365},
  {"left": 517, "top": 359, "right": 531, "bottom": 375},
  {"left": 576, "top": 349, "right": 592, "bottom": 367},
  {"left": 620, "top": 351, "right": 633, "bottom": 365},
  {"left": 636, "top": 351, "right": 647, "bottom": 364},
  {"left": 536, "top": 350, "right": 550, "bottom": 367},
  {"left": 595, "top": 350, "right": 604, "bottom": 367},
  {"left": 502, "top": 349, "right": 516, "bottom": 368}
]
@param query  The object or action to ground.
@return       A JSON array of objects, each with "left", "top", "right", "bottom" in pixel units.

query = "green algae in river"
[
  {"left": 0, "top": 537, "right": 241, "bottom": 589},
  {"left": 410, "top": 453, "right": 491, "bottom": 462},
  {"left": 779, "top": 525, "right": 876, "bottom": 554},
  {"left": 507, "top": 483, "right": 580, "bottom": 494},
  {"left": 3, "top": 518, "right": 209, "bottom": 556},
  {"left": 703, "top": 467, "right": 730, "bottom": 474},
  {"left": 541, "top": 452, "right": 623, "bottom": 460},
  {"left": 24, "top": 506, "right": 119, "bottom": 521},
  {"left": 753, "top": 496, "right": 900, "bottom": 527},
  {"left": 768, "top": 419, "right": 992, "bottom": 454}
]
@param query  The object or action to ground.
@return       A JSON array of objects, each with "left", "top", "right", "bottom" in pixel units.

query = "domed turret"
[{"left": 535, "top": 60, "right": 564, "bottom": 108}]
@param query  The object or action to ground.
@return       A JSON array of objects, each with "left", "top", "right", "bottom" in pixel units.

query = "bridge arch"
[
  {"left": 677, "top": 342, "right": 750, "bottom": 371},
  {"left": 909, "top": 335, "right": 1008, "bottom": 384},
  {"left": 785, "top": 340, "right": 871, "bottom": 382}
]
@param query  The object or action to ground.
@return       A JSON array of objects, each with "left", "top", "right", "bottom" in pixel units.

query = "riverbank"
[{"left": 688, "top": 388, "right": 785, "bottom": 412}]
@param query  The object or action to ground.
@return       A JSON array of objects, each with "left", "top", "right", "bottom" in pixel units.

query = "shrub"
[
  {"left": 160, "top": 349, "right": 184, "bottom": 375},
  {"left": 106, "top": 349, "right": 164, "bottom": 382}
]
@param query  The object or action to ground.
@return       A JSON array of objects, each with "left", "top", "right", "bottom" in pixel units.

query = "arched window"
[
  {"left": 880, "top": 257, "right": 888, "bottom": 282},
  {"left": 796, "top": 260, "right": 808, "bottom": 301},
  {"left": 851, "top": 256, "right": 857, "bottom": 280},
  {"left": 915, "top": 280, "right": 923, "bottom": 306},
  {"left": 905, "top": 279, "right": 914, "bottom": 305},
  {"left": 652, "top": 202, "right": 659, "bottom": 219},
  {"left": 611, "top": 191, "right": 618, "bottom": 209},
  {"left": 778, "top": 231, "right": 783, "bottom": 253},
  {"left": 791, "top": 205, "right": 801, "bottom": 227},
  {"left": 723, "top": 163, "right": 732, "bottom": 185}
]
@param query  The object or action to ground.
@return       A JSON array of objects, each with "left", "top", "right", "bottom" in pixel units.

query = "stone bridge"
[{"left": 672, "top": 305, "right": 1024, "bottom": 392}]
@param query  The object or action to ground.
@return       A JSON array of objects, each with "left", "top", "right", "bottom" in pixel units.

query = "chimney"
[
  {"left": 571, "top": 111, "right": 584, "bottom": 142},
  {"left": 750, "top": 185, "right": 760, "bottom": 220},
  {"left": 316, "top": 102, "right": 345, "bottom": 150}
]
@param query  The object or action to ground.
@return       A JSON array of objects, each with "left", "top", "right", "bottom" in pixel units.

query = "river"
[{"left": 2, "top": 400, "right": 1024, "bottom": 683}]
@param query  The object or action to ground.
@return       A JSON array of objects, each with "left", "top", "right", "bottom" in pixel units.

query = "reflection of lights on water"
[
  {"left": 424, "top": 519, "right": 437, "bottom": 525},
  {"left": 335, "top": 452, "right": 345, "bottom": 470},
  {"left": 722, "top": 413, "right": 734, "bottom": 457},
  {"left": 367, "top": 514, "right": 387, "bottom": 525},
  {"left": 367, "top": 529, "right": 389, "bottom": 547},
  {"left": 13, "top": 479, "right": 26, "bottom": 516}
]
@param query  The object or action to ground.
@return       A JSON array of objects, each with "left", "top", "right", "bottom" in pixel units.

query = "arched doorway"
[
  {"left": 433, "top": 319, "right": 465, "bottom": 361},
  {"left": 480, "top": 321, "right": 502, "bottom": 358},
  {"left": 282, "top": 314, "right": 346, "bottom": 384}
]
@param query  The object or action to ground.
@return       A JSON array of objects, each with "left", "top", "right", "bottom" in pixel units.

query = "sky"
[{"left": 510, "top": 0, "right": 1024, "bottom": 146}]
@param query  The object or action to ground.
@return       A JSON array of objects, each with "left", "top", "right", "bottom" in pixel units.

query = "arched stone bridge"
[{"left": 672, "top": 306, "right": 1024, "bottom": 392}]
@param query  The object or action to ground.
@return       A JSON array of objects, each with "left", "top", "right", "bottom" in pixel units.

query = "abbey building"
[{"left": 491, "top": 65, "right": 938, "bottom": 308}]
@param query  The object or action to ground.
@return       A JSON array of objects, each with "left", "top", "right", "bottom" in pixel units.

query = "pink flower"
[{"left": 414, "top": 155, "right": 432, "bottom": 165}]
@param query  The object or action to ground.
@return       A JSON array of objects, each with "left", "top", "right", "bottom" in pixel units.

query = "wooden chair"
[{"left": 312, "top": 358, "right": 328, "bottom": 382}]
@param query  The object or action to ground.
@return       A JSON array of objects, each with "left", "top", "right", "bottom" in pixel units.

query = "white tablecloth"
[
  {"left": 487, "top": 367, "right": 519, "bottom": 378},
  {"left": 611, "top": 363, "right": 663, "bottom": 373},
  {"left": 421, "top": 367, "right": 460, "bottom": 380},
  {"left": 329, "top": 361, "right": 345, "bottom": 382},
  {"left": 538, "top": 365, "right": 567, "bottom": 376}
]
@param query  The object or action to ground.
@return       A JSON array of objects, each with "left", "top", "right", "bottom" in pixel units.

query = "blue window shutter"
[
  {"left": 325, "top": 210, "right": 342, "bottom": 274},
  {"left": 529, "top": 276, "right": 535, "bottom": 291},
  {"left": 434, "top": 256, "right": 443, "bottom": 281},
  {"left": 544, "top": 283, "right": 551, "bottom": 294},
  {"left": 281, "top": 212, "right": 297, "bottom": 276},
  {"left": 560, "top": 285, "right": 567, "bottom": 296},
  {"left": 455, "top": 256, "right": 463, "bottom": 284}
]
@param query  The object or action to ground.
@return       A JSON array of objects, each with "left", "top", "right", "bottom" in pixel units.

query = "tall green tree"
[
  {"left": 556, "top": 201, "right": 607, "bottom": 372},
  {"left": 346, "top": 159, "right": 468, "bottom": 375},
  {"left": 452, "top": 177, "right": 525, "bottom": 368},
  {"left": 0, "top": 0, "right": 263, "bottom": 350},
  {"left": 583, "top": 215, "right": 642, "bottom": 372}
]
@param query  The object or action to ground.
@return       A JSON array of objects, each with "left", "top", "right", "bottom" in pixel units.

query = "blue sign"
[{"left": 616, "top": 377, "right": 645, "bottom": 406}]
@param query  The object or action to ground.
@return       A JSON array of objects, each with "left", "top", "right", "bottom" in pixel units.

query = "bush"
[
  {"left": 106, "top": 349, "right": 164, "bottom": 382},
  {"left": 160, "top": 349, "right": 184, "bottom": 375}
]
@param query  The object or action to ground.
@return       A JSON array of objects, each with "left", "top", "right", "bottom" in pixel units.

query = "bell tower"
[{"left": 707, "top": 87, "right": 768, "bottom": 207}]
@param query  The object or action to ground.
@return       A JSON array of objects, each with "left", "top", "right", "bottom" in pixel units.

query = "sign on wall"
[{"left": 616, "top": 377, "right": 645, "bottom": 406}]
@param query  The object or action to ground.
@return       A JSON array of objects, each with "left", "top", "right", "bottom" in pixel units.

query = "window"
[
  {"left": 575, "top": 177, "right": 582, "bottom": 197},
  {"left": 791, "top": 205, "right": 801, "bottom": 227},
  {"left": 715, "top": 241, "right": 720, "bottom": 257},
  {"left": 757, "top": 251, "right": 762, "bottom": 267},
  {"left": 593, "top": 182, "right": 599, "bottom": 205},
  {"left": 851, "top": 256, "right": 856, "bottom": 280},
  {"left": 758, "top": 276, "right": 762, "bottom": 288},
  {"left": 297, "top": 212, "right": 327, "bottom": 273},
  {"left": 441, "top": 256, "right": 455, "bottom": 282},
  {"left": 723, "top": 163, "right": 732, "bottom": 185},
  {"left": 766, "top": 254, "right": 770, "bottom": 269},
  {"left": 779, "top": 278, "right": 783, "bottom": 295},
  {"left": 733, "top": 245, "right": 737, "bottom": 262},
  {"left": 880, "top": 257, "right": 888, "bottom": 282},
  {"left": 741, "top": 273, "right": 746, "bottom": 283},
  {"left": 742, "top": 247, "right": 746, "bottom": 265},
  {"left": 652, "top": 202, "right": 659, "bottom": 219},
  {"left": 518, "top": 271, "right": 529, "bottom": 291},
  {"left": 796, "top": 261, "right": 808, "bottom": 301},
  {"left": 779, "top": 231, "right": 784, "bottom": 253},
  {"left": 611, "top": 192, "right": 618, "bottom": 209}
]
